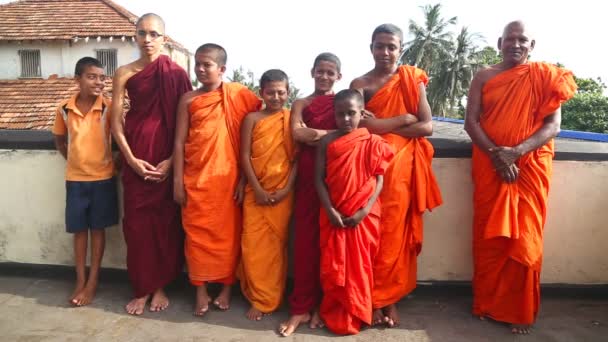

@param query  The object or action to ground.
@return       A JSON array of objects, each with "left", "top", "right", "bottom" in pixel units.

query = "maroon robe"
[
  {"left": 122, "top": 55, "right": 192, "bottom": 297},
  {"left": 288, "top": 94, "right": 337, "bottom": 314}
]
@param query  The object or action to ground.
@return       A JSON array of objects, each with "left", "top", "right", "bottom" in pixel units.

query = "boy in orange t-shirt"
[{"left": 52, "top": 57, "right": 118, "bottom": 307}]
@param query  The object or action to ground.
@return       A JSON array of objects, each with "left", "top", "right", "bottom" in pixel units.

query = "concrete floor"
[{"left": 0, "top": 271, "right": 606, "bottom": 342}]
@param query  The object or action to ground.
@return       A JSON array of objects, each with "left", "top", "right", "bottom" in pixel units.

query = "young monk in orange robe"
[
  {"left": 238, "top": 69, "right": 297, "bottom": 321},
  {"left": 315, "top": 89, "right": 394, "bottom": 335},
  {"left": 173, "top": 44, "right": 261, "bottom": 317},
  {"left": 351, "top": 24, "right": 442, "bottom": 327},
  {"left": 464, "top": 21, "right": 576, "bottom": 334}
]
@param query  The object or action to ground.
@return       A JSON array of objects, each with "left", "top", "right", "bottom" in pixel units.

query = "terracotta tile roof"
[
  {"left": 0, "top": 0, "right": 189, "bottom": 53},
  {"left": 0, "top": 78, "right": 113, "bottom": 130}
]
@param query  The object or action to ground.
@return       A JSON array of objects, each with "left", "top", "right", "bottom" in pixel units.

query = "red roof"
[
  {"left": 0, "top": 78, "right": 113, "bottom": 130},
  {"left": 0, "top": 0, "right": 188, "bottom": 52}
]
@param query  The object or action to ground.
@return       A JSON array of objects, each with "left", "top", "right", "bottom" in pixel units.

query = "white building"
[{"left": 0, "top": 0, "right": 192, "bottom": 129}]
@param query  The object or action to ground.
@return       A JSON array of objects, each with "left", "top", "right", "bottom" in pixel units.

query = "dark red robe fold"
[
  {"left": 319, "top": 128, "right": 394, "bottom": 335},
  {"left": 288, "top": 94, "right": 336, "bottom": 315},
  {"left": 122, "top": 55, "right": 192, "bottom": 297}
]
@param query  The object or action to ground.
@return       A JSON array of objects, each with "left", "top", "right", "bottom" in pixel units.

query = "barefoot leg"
[
  {"left": 125, "top": 294, "right": 150, "bottom": 315},
  {"left": 511, "top": 324, "right": 532, "bottom": 334},
  {"left": 278, "top": 312, "right": 311, "bottom": 337},
  {"left": 382, "top": 304, "right": 400, "bottom": 328},
  {"left": 70, "top": 232, "right": 88, "bottom": 305},
  {"left": 245, "top": 306, "right": 264, "bottom": 321},
  {"left": 213, "top": 284, "right": 232, "bottom": 311},
  {"left": 150, "top": 288, "right": 170, "bottom": 312},
  {"left": 309, "top": 308, "right": 324, "bottom": 329},
  {"left": 372, "top": 308, "right": 385, "bottom": 326},
  {"left": 194, "top": 284, "right": 211, "bottom": 317},
  {"left": 73, "top": 229, "right": 105, "bottom": 307}
]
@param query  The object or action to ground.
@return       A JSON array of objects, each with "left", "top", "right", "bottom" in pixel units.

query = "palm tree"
[
  {"left": 428, "top": 27, "right": 482, "bottom": 116},
  {"left": 402, "top": 3, "right": 457, "bottom": 71}
]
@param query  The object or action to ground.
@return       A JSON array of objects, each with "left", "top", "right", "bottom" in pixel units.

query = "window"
[
  {"left": 19, "top": 50, "right": 41, "bottom": 78},
  {"left": 96, "top": 49, "right": 117, "bottom": 76}
]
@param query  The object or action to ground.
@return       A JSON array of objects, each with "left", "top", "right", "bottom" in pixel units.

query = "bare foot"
[
  {"left": 278, "top": 312, "right": 311, "bottom": 337},
  {"left": 309, "top": 309, "right": 325, "bottom": 329},
  {"left": 383, "top": 304, "right": 400, "bottom": 328},
  {"left": 372, "top": 308, "right": 385, "bottom": 326},
  {"left": 213, "top": 285, "right": 231, "bottom": 311},
  {"left": 125, "top": 295, "right": 149, "bottom": 315},
  {"left": 478, "top": 315, "right": 487, "bottom": 321},
  {"left": 511, "top": 324, "right": 532, "bottom": 334},
  {"left": 246, "top": 306, "right": 264, "bottom": 321},
  {"left": 69, "top": 280, "right": 86, "bottom": 306},
  {"left": 150, "top": 289, "right": 169, "bottom": 312},
  {"left": 194, "top": 286, "right": 211, "bottom": 317},
  {"left": 72, "top": 283, "right": 97, "bottom": 307}
]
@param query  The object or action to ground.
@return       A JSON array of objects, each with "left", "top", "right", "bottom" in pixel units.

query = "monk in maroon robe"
[
  {"left": 112, "top": 13, "right": 192, "bottom": 315},
  {"left": 290, "top": 94, "right": 337, "bottom": 315}
]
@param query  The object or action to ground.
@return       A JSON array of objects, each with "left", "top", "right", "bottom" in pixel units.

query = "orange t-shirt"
[{"left": 52, "top": 93, "right": 114, "bottom": 181}]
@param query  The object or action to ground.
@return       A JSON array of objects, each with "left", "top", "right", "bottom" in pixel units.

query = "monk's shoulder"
[
  {"left": 294, "top": 96, "right": 313, "bottom": 109},
  {"left": 244, "top": 111, "right": 265, "bottom": 125},
  {"left": 113, "top": 62, "right": 140, "bottom": 85},
  {"left": 350, "top": 73, "right": 373, "bottom": 90},
  {"left": 181, "top": 89, "right": 204, "bottom": 106},
  {"left": 474, "top": 65, "right": 502, "bottom": 87}
]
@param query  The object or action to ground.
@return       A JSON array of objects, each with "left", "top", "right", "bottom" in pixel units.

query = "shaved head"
[
  {"left": 136, "top": 13, "right": 165, "bottom": 33},
  {"left": 502, "top": 20, "right": 532, "bottom": 39},
  {"left": 196, "top": 43, "right": 227, "bottom": 66}
]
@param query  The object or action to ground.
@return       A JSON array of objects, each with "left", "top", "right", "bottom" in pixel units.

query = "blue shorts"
[{"left": 65, "top": 177, "right": 119, "bottom": 233}]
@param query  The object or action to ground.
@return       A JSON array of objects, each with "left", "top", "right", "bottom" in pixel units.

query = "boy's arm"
[
  {"left": 111, "top": 67, "right": 162, "bottom": 181},
  {"left": 291, "top": 99, "right": 332, "bottom": 145},
  {"left": 314, "top": 135, "right": 344, "bottom": 227},
  {"left": 343, "top": 175, "right": 384, "bottom": 227},
  {"left": 240, "top": 113, "right": 272, "bottom": 206},
  {"left": 54, "top": 135, "right": 67, "bottom": 160},
  {"left": 389, "top": 83, "right": 433, "bottom": 137},
  {"left": 359, "top": 115, "right": 419, "bottom": 135},
  {"left": 173, "top": 92, "right": 191, "bottom": 206},
  {"left": 52, "top": 108, "right": 67, "bottom": 160}
]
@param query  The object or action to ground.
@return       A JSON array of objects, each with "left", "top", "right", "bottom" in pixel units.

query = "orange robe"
[
  {"left": 472, "top": 62, "right": 576, "bottom": 325},
  {"left": 182, "top": 82, "right": 261, "bottom": 285},
  {"left": 366, "top": 65, "right": 443, "bottom": 308},
  {"left": 239, "top": 108, "right": 295, "bottom": 312},
  {"left": 319, "top": 128, "right": 394, "bottom": 335}
]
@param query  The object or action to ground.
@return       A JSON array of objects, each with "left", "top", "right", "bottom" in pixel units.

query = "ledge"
[{"left": 1, "top": 129, "right": 607, "bottom": 161}]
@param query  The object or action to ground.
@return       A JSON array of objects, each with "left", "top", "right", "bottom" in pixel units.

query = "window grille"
[
  {"left": 19, "top": 50, "right": 41, "bottom": 78},
  {"left": 96, "top": 49, "right": 117, "bottom": 76}
]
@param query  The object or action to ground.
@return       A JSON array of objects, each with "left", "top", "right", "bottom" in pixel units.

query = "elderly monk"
[{"left": 464, "top": 20, "right": 577, "bottom": 334}]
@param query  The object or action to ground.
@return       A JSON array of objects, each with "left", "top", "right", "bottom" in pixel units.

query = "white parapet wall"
[{"left": 0, "top": 149, "right": 607, "bottom": 284}]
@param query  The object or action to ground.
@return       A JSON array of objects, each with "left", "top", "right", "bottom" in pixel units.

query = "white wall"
[
  {"left": 0, "top": 150, "right": 607, "bottom": 284},
  {"left": 0, "top": 40, "right": 191, "bottom": 79}
]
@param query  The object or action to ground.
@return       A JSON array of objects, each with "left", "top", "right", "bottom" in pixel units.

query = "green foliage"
[
  {"left": 471, "top": 46, "right": 501, "bottom": 67},
  {"left": 403, "top": 3, "right": 487, "bottom": 117},
  {"left": 573, "top": 76, "right": 606, "bottom": 94},
  {"left": 562, "top": 92, "right": 608, "bottom": 133}
]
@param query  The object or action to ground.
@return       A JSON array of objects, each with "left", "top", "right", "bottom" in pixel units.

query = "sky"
[{"left": 4, "top": 0, "right": 607, "bottom": 94}]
